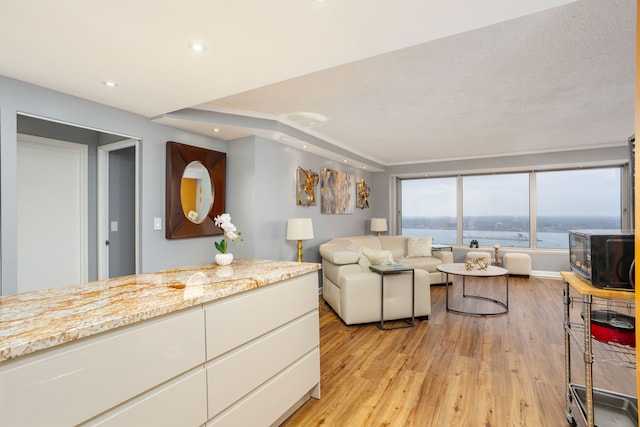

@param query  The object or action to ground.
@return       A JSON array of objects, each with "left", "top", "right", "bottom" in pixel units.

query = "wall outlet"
[
  {"left": 154, "top": 217, "right": 162, "bottom": 230},
  {"left": 110, "top": 221, "right": 118, "bottom": 232}
]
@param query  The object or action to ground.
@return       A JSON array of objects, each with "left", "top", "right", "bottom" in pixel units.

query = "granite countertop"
[{"left": 0, "top": 259, "right": 320, "bottom": 363}]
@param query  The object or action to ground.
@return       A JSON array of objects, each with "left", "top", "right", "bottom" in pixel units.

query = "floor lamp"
[{"left": 286, "top": 218, "right": 314, "bottom": 262}]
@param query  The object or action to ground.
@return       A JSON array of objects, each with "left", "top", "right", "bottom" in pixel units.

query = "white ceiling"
[{"left": 0, "top": 0, "right": 635, "bottom": 170}]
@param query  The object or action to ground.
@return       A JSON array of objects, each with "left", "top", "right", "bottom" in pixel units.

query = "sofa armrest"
[
  {"left": 432, "top": 250, "right": 453, "bottom": 264},
  {"left": 319, "top": 244, "right": 360, "bottom": 265}
]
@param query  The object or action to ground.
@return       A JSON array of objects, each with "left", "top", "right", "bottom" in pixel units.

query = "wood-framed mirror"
[{"left": 166, "top": 141, "right": 226, "bottom": 239}]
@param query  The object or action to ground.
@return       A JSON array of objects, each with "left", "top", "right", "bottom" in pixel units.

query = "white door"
[{"left": 17, "top": 134, "right": 88, "bottom": 292}]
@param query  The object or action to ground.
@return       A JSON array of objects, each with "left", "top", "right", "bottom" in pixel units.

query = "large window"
[
  {"left": 462, "top": 174, "right": 529, "bottom": 248},
  {"left": 400, "top": 166, "right": 623, "bottom": 249},
  {"left": 401, "top": 177, "right": 457, "bottom": 244},
  {"left": 536, "top": 169, "right": 621, "bottom": 249}
]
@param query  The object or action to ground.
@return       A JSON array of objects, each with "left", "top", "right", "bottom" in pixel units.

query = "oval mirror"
[{"left": 180, "top": 161, "right": 214, "bottom": 224}]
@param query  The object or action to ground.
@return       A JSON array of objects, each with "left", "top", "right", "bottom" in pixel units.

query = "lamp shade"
[
  {"left": 371, "top": 218, "right": 388, "bottom": 233},
  {"left": 286, "top": 218, "right": 314, "bottom": 240}
]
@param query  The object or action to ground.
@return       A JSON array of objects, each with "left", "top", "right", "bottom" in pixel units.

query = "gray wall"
[
  {"left": 0, "top": 76, "right": 379, "bottom": 295},
  {"left": 1, "top": 74, "right": 630, "bottom": 295},
  {"left": 0, "top": 76, "right": 225, "bottom": 295},
  {"left": 227, "top": 136, "right": 375, "bottom": 264}
]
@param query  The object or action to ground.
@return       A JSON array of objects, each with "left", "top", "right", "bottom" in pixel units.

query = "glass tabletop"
[{"left": 369, "top": 264, "right": 413, "bottom": 273}]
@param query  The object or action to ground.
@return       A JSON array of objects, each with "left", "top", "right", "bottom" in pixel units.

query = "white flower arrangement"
[{"left": 214, "top": 213, "right": 242, "bottom": 254}]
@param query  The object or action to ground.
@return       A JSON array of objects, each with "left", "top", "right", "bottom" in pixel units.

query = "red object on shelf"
[{"left": 589, "top": 310, "right": 635, "bottom": 347}]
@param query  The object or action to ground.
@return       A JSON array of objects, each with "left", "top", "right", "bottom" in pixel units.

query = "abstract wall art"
[{"left": 321, "top": 168, "right": 355, "bottom": 214}]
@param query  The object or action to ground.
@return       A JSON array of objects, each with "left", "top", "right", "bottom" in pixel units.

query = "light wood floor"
[{"left": 282, "top": 276, "right": 637, "bottom": 426}]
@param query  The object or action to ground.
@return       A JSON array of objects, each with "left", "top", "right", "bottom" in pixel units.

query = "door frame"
[{"left": 97, "top": 139, "right": 141, "bottom": 279}]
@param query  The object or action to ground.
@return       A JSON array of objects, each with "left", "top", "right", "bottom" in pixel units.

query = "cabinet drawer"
[
  {"left": 0, "top": 308, "right": 205, "bottom": 427},
  {"left": 207, "top": 348, "right": 320, "bottom": 427},
  {"left": 84, "top": 368, "right": 207, "bottom": 427},
  {"left": 206, "top": 311, "right": 319, "bottom": 418},
  {"left": 205, "top": 272, "right": 317, "bottom": 359}
]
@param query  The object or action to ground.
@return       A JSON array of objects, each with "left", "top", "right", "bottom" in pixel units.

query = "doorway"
[
  {"left": 98, "top": 140, "right": 140, "bottom": 279},
  {"left": 15, "top": 113, "right": 141, "bottom": 288}
]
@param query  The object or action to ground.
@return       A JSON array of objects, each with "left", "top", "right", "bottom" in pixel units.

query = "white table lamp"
[
  {"left": 371, "top": 218, "right": 388, "bottom": 236},
  {"left": 286, "top": 218, "right": 314, "bottom": 262}
]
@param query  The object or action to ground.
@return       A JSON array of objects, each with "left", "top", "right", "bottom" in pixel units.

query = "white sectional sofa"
[{"left": 319, "top": 235, "right": 453, "bottom": 326}]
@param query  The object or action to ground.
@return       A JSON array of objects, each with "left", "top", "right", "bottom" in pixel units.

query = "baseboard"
[{"left": 531, "top": 270, "right": 562, "bottom": 279}]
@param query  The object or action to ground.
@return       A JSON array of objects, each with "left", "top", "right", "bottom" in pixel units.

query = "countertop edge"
[{"left": 0, "top": 260, "right": 321, "bottom": 362}]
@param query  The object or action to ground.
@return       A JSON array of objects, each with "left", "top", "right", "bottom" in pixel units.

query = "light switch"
[
  {"left": 110, "top": 221, "right": 118, "bottom": 232},
  {"left": 154, "top": 217, "right": 162, "bottom": 230}
]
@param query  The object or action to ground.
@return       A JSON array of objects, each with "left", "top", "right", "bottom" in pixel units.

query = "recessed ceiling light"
[
  {"left": 213, "top": 128, "right": 220, "bottom": 132},
  {"left": 190, "top": 42, "right": 205, "bottom": 53},
  {"left": 103, "top": 81, "right": 118, "bottom": 88},
  {"left": 302, "top": 145, "right": 308, "bottom": 149},
  {"left": 343, "top": 160, "right": 348, "bottom": 163}
]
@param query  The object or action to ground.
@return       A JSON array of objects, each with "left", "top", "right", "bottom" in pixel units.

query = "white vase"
[{"left": 215, "top": 253, "right": 233, "bottom": 266}]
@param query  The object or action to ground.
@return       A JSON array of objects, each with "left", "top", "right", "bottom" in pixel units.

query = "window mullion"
[
  {"left": 457, "top": 175, "right": 463, "bottom": 246},
  {"left": 530, "top": 172, "right": 537, "bottom": 249}
]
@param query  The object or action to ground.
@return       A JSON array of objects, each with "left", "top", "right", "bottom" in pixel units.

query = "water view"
[{"left": 402, "top": 216, "right": 621, "bottom": 249}]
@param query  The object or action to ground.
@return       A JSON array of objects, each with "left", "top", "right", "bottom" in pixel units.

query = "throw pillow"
[
  {"left": 358, "top": 249, "right": 372, "bottom": 270},
  {"left": 407, "top": 237, "right": 433, "bottom": 257},
  {"left": 361, "top": 247, "right": 395, "bottom": 265}
]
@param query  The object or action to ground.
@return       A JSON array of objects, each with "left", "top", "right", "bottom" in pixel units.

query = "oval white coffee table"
[{"left": 437, "top": 263, "right": 509, "bottom": 316}]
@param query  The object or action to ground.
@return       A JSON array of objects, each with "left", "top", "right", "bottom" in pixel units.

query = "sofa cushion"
[
  {"left": 361, "top": 247, "right": 394, "bottom": 265},
  {"left": 344, "top": 236, "right": 383, "bottom": 250},
  {"left": 378, "top": 236, "right": 407, "bottom": 259},
  {"left": 407, "top": 237, "right": 433, "bottom": 257}
]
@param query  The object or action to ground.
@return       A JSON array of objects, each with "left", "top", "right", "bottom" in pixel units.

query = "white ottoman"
[{"left": 503, "top": 253, "right": 532, "bottom": 277}]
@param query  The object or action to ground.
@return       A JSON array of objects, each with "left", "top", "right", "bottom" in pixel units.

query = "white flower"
[
  {"left": 214, "top": 213, "right": 231, "bottom": 227},
  {"left": 214, "top": 213, "right": 243, "bottom": 254},
  {"left": 221, "top": 222, "right": 236, "bottom": 232}
]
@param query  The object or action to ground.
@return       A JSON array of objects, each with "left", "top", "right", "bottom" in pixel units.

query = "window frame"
[{"left": 397, "top": 165, "right": 629, "bottom": 250}]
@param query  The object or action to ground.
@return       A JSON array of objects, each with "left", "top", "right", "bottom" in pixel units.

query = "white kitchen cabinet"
[
  {"left": 83, "top": 368, "right": 208, "bottom": 427},
  {"left": 0, "top": 307, "right": 206, "bottom": 427},
  {"left": 205, "top": 272, "right": 321, "bottom": 425},
  {"left": 0, "top": 269, "right": 320, "bottom": 427}
]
